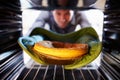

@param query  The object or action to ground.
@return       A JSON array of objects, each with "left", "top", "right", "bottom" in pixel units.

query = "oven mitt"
[
  {"left": 18, "top": 27, "right": 102, "bottom": 69},
  {"left": 18, "top": 35, "right": 46, "bottom": 64}
]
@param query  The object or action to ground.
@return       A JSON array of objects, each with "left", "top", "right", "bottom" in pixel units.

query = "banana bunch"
[
  {"left": 32, "top": 41, "right": 88, "bottom": 65},
  {"left": 18, "top": 27, "right": 102, "bottom": 69}
]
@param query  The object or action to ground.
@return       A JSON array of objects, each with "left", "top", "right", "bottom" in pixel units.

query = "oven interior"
[{"left": 0, "top": 0, "right": 120, "bottom": 80}]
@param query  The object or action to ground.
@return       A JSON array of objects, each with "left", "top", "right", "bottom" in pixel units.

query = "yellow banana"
[{"left": 32, "top": 41, "right": 88, "bottom": 64}]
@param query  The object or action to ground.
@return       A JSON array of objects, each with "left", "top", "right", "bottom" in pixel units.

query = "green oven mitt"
[{"left": 18, "top": 27, "right": 102, "bottom": 69}]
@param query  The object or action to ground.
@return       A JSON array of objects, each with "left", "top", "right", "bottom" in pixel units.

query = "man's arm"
[
  {"left": 27, "top": 11, "right": 50, "bottom": 35},
  {"left": 32, "top": 11, "right": 50, "bottom": 28},
  {"left": 77, "top": 11, "right": 91, "bottom": 28}
]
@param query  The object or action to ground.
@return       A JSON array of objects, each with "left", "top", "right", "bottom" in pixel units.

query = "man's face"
[{"left": 52, "top": 9, "right": 73, "bottom": 29}]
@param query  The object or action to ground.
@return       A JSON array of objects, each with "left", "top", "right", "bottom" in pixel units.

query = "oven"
[{"left": 0, "top": 0, "right": 120, "bottom": 80}]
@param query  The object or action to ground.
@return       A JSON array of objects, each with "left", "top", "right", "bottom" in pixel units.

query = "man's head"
[{"left": 52, "top": 9, "right": 74, "bottom": 29}]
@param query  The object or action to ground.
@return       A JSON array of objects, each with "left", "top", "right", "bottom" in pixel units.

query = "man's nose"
[{"left": 60, "top": 15, "right": 66, "bottom": 22}]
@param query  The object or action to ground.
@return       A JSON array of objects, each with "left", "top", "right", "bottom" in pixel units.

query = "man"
[
  {"left": 29, "top": 0, "right": 90, "bottom": 34},
  {"left": 30, "top": 9, "right": 91, "bottom": 34}
]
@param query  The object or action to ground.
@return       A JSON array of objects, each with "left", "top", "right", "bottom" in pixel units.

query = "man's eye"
[
  {"left": 57, "top": 13, "right": 61, "bottom": 15},
  {"left": 65, "top": 13, "right": 70, "bottom": 16}
]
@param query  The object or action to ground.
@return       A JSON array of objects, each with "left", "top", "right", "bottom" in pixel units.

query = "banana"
[{"left": 32, "top": 41, "right": 88, "bottom": 60}]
